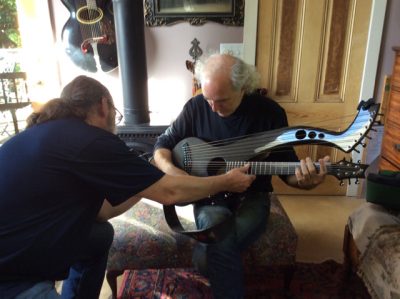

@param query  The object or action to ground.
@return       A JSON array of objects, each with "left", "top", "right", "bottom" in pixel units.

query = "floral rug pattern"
[{"left": 118, "top": 260, "right": 371, "bottom": 299}]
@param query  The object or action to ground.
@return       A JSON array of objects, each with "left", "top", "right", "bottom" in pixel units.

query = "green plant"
[{"left": 0, "top": 0, "right": 21, "bottom": 48}]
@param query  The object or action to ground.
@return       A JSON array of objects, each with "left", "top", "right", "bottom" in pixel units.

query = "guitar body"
[
  {"left": 172, "top": 137, "right": 263, "bottom": 177},
  {"left": 61, "top": 0, "right": 118, "bottom": 73}
]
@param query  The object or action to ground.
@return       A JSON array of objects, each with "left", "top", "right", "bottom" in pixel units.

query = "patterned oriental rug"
[{"left": 117, "top": 260, "right": 371, "bottom": 299}]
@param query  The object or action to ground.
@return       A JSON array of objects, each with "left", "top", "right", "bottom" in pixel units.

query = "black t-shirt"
[
  {"left": 154, "top": 93, "right": 298, "bottom": 193},
  {"left": 0, "top": 119, "right": 164, "bottom": 283}
]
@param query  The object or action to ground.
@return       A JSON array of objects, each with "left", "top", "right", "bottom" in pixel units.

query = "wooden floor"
[
  {"left": 99, "top": 194, "right": 366, "bottom": 298},
  {"left": 279, "top": 194, "right": 365, "bottom": 263}
]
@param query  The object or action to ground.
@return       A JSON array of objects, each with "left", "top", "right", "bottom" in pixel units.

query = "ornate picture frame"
[{"left": 144, "top": 0, "right": 244, "bottom": 26}]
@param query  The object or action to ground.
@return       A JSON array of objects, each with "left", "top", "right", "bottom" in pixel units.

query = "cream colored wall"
[{"left": 145, "top": 23, "right": 243, "bottom": 125}]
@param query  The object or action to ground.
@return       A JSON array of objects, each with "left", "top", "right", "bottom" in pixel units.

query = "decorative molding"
[
  {"left": 316, "top": 0, "right": 355, "bottom": 103},
  {"left": 144, "top": 0, "right": 244, "bottom": 27},
  {"left": 271, "top": 0, "right": 305, "bottom": 103}
]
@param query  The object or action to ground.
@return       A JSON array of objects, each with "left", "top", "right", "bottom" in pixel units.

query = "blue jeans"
[
  {"left": 192, "top": 192, "right": 270, "bottom": 299},
  {"left": 61, "top": 221, "right": 114, "bottom": 299}
]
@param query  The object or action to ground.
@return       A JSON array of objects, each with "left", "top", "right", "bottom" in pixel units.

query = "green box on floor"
[{"left": 366, "top": 170, "right": 400, "bottom": 209}]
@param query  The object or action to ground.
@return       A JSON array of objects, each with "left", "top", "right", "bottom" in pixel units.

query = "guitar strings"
[
  {"left": 185, "top": 163, "right": 364, "bottom": 179},
  {"left": 185, "top": 113, "right": 372, "bottom": 150},
  {"left": 186, "top": 150, "right": 362, "bottom": 171},
  {"left": 186, "top": 161, "right": 361, "bottom": 169},
  {"left": 178, "top": 146, "right": 367, "bottom": 172},
  {"left": 180, "top": 146, "right": 365, "bottom": 171},
  {"left": 185, "top": 135, "right": 364, "bottom": 160},
  {"left": 78, "top": 0, "right": 102, "bottom": 44},
  {"left": 170, "top": 108, "right": 376, "bottom": 175},
  {"left": 185, "top": 161, "right": 363, "bottom": 175},
  {"left": 197, "top": 120, "right": 368, "bottom": 150},
  {"left": 88, "top": 0, "right": 101, "bottom": 41},
  {"left": 181, "top": 116, "right": 373, "bottom": 160},
  {"left": 187, "top": 111, "right": 370, "bottom": 148},
  {"left": 187, "top": 161, "right": 355, "bottom": 168}
]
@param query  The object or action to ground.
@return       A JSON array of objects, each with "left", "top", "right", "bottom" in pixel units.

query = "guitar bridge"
[
  {"left": 81, "top": 35, "right": 109, "bottom": 53},
  {"left": 182, "top": 142, "right": 193, "bottom": 173}
]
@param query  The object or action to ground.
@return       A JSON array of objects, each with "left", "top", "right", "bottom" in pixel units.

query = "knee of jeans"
[
  {"left": 196, "top": 208, "right": 231, "bottom": 229},
  {"left": 192, "top": 243, "right": 208, "bottom": 276}
]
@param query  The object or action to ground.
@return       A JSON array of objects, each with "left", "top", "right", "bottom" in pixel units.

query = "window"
[{"left": 0, "top": 0, "right": 22, "bottom": 72}]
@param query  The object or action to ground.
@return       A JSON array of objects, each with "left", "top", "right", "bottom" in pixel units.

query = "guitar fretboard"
[{"left": 225, "top": 161, "right": 326, "bottom": 175}]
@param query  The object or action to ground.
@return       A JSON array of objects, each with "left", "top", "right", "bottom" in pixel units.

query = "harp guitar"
[
  {"left": 61, "top": 0, "right": 118, "bottom": 73},
  {"left": 164, "top": 99, "right": 379, "bottom": 243},
  {"left": 172, "top": 99, "right": 379, "bottom": 177}
]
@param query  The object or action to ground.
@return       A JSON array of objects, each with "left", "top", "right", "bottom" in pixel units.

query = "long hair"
[
  {"left": 194, "top": 53, "right": 260, "bottom": 94},
  {"left": 26, "top": 76, "right": 112, "bottom": 128}
]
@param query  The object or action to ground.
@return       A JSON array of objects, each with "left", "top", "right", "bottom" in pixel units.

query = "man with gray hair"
[{"left": 154, "top": 53, "right": 329, "bottom": 298}]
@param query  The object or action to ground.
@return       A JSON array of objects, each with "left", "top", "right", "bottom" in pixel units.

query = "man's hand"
[
  {"left": 295, "top": 155, "right": 330, "bottom": 189},
  {"left": 224, "top": 164, "right": 256, "bottom": 193}
]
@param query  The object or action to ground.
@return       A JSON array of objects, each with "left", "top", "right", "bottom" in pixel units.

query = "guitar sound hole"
[
  {"left": 208, "top": 158, "right": 226, "bottom": 176},
  {"left": 77, "top": 7, "right": 103, "bottom": 24},
  {"left": 308, "top": 131, "right": 317, "bottom": 139},
  {"left": 295, "top": 129, "right": 307, "bottom": 139}
]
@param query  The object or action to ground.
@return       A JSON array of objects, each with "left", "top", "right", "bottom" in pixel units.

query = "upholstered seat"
[
  {"left": 106, "top": 193, "right": 297, "bottom": 298},
  {"left": 343, "top": 203, "right": 400, "bottom": 299}
]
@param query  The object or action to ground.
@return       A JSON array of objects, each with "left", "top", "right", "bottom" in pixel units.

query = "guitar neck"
[{"left": 226, "top": 161, "right": 328, "bottom": 175}]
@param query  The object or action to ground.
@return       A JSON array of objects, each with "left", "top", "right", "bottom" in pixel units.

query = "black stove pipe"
[
  {"left": 112, "top": 0, "right": 167, "bottom": 153},
  {"left": 113, "top": 0, "right": 150, "bottom": 125}
]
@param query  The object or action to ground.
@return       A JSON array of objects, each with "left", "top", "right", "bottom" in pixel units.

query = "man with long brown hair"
[{"left": 0, "top": 75, "right": 255, "bottom": 299}]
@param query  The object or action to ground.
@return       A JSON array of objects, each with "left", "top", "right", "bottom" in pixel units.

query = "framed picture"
[{"left": 144, "top": 0, "right": 245, "bottom": 26}]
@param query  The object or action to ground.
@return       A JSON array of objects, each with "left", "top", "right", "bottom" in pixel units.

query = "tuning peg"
[
  {"left": 339, "top": 180, "right": 344, "bottom": 186},
  {"left": 353, "top": 148, "right": 360, "bottom": 153},
  {"left": 364, "top": 135, "right": 372, "bottom": 140},
  {"left": 370, "top": 127, "right": 377, "bottom": 132},
  {"left": 361, "top": 142, "right": 367, "bottom": 148}
]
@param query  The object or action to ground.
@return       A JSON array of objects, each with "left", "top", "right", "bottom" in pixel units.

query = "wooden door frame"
[{"left": 243, "top": 0, "right": 387, "bottom": 196}]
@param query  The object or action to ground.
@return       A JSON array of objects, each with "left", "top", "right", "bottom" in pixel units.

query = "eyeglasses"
[
  {"left": 106, "top": 98, "right": 123, "bottom": 125},
  {"left": 115, "top": 107, "right": 123, "bottom": 125}
]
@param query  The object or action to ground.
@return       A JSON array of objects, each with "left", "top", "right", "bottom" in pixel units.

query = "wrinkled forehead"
[{"left": 203, "top": 72, "right": 234, "bottom": 92}]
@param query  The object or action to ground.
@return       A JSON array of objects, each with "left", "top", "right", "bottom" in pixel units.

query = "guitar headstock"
[
  {"left": 344, "top": 98, "right": 381, "bottom": 153},
  {"left": 254, "top": 99, "right": 381, "bottom": 156},
  {"left": 329, "top": 159, "right": 369, "bottom": 183}
]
